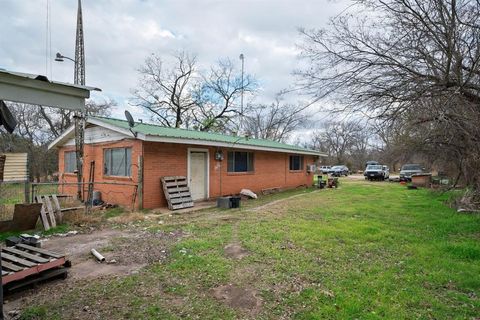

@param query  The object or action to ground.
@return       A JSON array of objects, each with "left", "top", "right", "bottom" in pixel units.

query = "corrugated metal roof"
[
  {"left": 0, "top": 69, "right": 101, "bottom": 92},
  {"left": 92, "top": 116, "right": 321, "bottom": 155}
]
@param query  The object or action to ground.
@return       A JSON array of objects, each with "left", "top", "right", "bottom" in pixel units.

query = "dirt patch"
[
  {"left": 40, "top": 228, "right": 185, "bottom": 280},
  {"left": 249, "top": 190, "right": 320, "bottom": 212},
  {"left": 212, "top": 284, "right": 262, "bottom": 315},
  {"left": 3, "top": 227, "right": 185, "bottom": 317},
  {"left": 224, "top": 243, "right": 249, "bottom": 259}
]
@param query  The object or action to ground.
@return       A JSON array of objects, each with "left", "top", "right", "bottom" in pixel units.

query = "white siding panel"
[{"left": 64, "top": 126, "right": 130, "bottom": 146}]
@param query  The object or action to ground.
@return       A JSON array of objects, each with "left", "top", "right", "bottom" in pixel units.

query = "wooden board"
[
  {"left": 1, "top": 244, "right": 68, "bottom": 286},
  {"left": 36, "top": 195, "right": 51, "bottom": 231},
  {"left": 15, "top": 244, "right": 63, "bottom": 259},
  {"left": 161, "top": 176, "right": 194, "bottom": 210}
]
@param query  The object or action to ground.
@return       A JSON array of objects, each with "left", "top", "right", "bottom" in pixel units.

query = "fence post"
[
  {"left": 137, "top": 155, "right": 143, "bottom": 210},
  {"left": 24, "top": 180, "right": 30, "bottom": 203}
]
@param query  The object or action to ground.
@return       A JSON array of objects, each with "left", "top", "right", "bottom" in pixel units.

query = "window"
[
  {"left": 289, "top": 155, "right": 304, "bottom": 171},
  {"left": 227, "top": 151, "right": 254, "bottom": 173},
  {"left": 104, "top": 148, "right": 132, "bottom": 177},
  {"left": 64, "top": 151, "right": 77, "bottom": 173}
]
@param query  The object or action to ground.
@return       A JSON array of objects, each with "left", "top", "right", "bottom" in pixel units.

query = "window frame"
[
  {"left": 64, "top": 151, "right": 77, "bottom": 173},
  {"left": 103, "top": 147, "right": 132, "bottom": 177},
  {"left": 227, "top": 151, "right": 255, "bottom": 173},
  {"left": 289, "top": 155, "right": 304, "bottom": 171}
]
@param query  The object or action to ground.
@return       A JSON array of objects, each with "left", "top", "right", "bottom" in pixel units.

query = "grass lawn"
[{"left": 20, "top": 180, "right": 480, "bottom": 319}]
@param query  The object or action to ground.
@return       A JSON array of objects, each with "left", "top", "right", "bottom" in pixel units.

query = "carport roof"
[{"left": 0, "top": 68, "right": 100, "bottom": 111}]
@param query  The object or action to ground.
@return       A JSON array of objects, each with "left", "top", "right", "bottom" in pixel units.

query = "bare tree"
[
  {"left": 0, "top": 100, "right": 113, "bottom": 180},
  {"left": 298, "top": 0, "right": 480, "bottom": 200},
  {"left": 193, "top": 59, "right": 256, "bottom": 132},
  {"left": 132, "top": 52, "right": 197, "bottom": 128},
  {"left": 243, "top": 94, "right": 310, "bottom": 142},
  {"left": 311, "top": 120, "right": 367, "bottom": 166}
]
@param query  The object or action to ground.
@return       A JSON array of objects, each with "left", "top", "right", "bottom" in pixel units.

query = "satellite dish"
[
  {"left": 124, "top": 110, "right": 135, "bottom": 128},
  {"left": 124, "top": 110, "right": 137, "bottom": 138}
]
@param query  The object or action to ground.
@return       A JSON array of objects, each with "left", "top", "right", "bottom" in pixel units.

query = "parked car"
[
  {"left": 319, "top": 166, "right": 331, "bottom": 174},
  {"left": 382, "top": 165, "right": 390, "bottom": 179},
  {"left": 364, "top": 164, "right": 388, "bottom": 180},
  {"left": 330, "top": 165, "right": 349, "bottom": 177},
  {"left": 399, "top": 164, "right": 424, "bottom": 181}
]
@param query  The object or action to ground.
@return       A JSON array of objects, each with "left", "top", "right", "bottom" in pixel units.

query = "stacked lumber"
[{"left": 161, "top": 176, "right": 194, "bottom": 210}]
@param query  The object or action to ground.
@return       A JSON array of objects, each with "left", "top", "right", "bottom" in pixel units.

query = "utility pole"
[
  {"left": 239, "top": 53, "right": 245, "bottom": 133},
  {"left": 74, "top": 0, "right": 85, "bottom": 200}
]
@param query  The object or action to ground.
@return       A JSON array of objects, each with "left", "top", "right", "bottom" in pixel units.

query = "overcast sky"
[{"left": 1, "top": 0, "right": 349, "bottom": 121}]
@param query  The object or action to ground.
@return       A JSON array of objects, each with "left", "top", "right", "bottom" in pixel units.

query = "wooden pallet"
[
  {"left": 161, "top": 176, "right": 194, "bottom": 210},
  {"left": 35, "top": 194, "right": 83, "bottom": 230},
  {"left": 1, "top": 244, "right": 69, "bottom": 286}
]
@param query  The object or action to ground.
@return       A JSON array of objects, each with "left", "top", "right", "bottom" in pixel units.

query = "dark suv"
[{"left": 399, "top": 164, "right": 424, "bottom": 181}]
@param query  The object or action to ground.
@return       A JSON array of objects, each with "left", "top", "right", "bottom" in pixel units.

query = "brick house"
[{"left": 49, "top": 117, "right": 325, "bottom": 209}]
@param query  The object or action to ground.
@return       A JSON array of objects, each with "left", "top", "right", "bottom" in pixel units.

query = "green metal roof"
[{"left": 91, "top": 116, "right": 322, "bottom": 155}]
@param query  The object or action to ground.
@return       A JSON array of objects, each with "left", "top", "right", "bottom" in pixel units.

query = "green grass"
[
  {"left": 0, "top": 224, "right": 70, "bottom": 242},
  {"left": 18, "top": 180, "right": 480, "bottom": 319},
  {"left": 0, "top": 182, "right": 26, "bottom": 205},
  {"left": 104, "top": 206, "right": 125, "bottom": 219}
]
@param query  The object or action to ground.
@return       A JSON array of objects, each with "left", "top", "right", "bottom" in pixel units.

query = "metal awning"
[{"left": 0, "top": 68, "right": 100, "bottom": 111}]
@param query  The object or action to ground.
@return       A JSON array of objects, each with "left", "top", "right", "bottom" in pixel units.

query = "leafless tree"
[
  {"left": 298, "top": 0, "right": 480, "bottom": 201},
  {"left": 311, "top": 120, "right": 368, "bottom": 166},
  {"left": 243, "top": 94, "right": 310, "bottom": 142},
  {"left": 132, "top": 52, "right": 197, "bottom": 128},
  {"left": 193, "top": 59, "right": 256, "bottom": 132},
  {"left": 0, "top": 100, "right": 113, "bottom": 180},
  {"left": 36, "top": 99, "right": 114, "bottom": 138}
]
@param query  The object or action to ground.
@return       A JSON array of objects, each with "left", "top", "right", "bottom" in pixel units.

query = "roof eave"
[
  {"left": 48, "top": 125, "right": 75, "bottom": 150},
  {"left": 142, "top": 134, "right": 323, "bottom": 156},
  {"left": 52, "top": 117, "right": 327, "bottom": 156}
]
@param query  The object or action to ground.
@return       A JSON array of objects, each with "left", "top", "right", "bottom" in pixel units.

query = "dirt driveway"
[{"left": 3, "top": 226, "right": 184, "bottom": 317}]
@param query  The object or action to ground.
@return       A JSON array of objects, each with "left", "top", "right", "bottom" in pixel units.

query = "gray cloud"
[{"left": 1, "top": 0, "right": 349, "bottom": 119}]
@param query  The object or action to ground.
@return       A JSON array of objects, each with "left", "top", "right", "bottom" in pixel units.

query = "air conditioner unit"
[{"left": 307, "top": 164, "right": 316, "bottom": 173}]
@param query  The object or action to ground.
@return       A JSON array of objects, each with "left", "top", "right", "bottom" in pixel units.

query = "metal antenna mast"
[
  {"left": 74, "top": 0, "right": 85, "bottom": 200},
  {"left": 74, "top": 0, "right": 85, "bottom": 86}
]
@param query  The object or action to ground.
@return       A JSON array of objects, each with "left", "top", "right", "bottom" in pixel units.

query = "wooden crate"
[{"left": 161, "top": 176, "right": 194, "bottom": 210}]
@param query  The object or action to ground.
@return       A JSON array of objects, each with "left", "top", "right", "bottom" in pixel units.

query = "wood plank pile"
[
  {"left": 161, "top": 176, "right": 194, "bottom": 210},
  {"left": 1, "top": 243, "right": 69, "bottom": 289}
]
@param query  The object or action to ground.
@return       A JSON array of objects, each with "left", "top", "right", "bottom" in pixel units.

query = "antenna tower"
[{"left": 74, "top": 0, "right": 85, "bottom": 200}]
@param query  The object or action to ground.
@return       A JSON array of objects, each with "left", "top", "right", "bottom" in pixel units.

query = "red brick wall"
[
  {"left": 142, "top": 142, "right": 315, "bottom": 209},
  {"left": 58, "top": 139, "right": 142, "bottom": 209},
  {"left": 58, "top": 140, "right": 316, "bottom": 209}
]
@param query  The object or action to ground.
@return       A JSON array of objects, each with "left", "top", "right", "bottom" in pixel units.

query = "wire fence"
[
  {"left": 32, "top": 181, "right": 139, "bottom": 213},
  {"left": 0, "top": 181, "right": 139, "bottom": 220},
  {"left": 0, "top": 181, "right": 29, "bottom": 220}
]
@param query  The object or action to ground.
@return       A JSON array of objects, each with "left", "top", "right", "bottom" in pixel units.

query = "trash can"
[
  {"left": 217, "top": 196, "right": 241, "bottom": 209},
  {"left": 217, "top": 197, "right": 231, "bottom": 208},
  {"left": 230, "top": 196, "right": 241, "bottom": 208}
]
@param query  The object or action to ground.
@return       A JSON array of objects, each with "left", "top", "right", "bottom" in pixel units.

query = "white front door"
[{"left": 189, "top": 151, "right": 208, "bottom": 200}]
